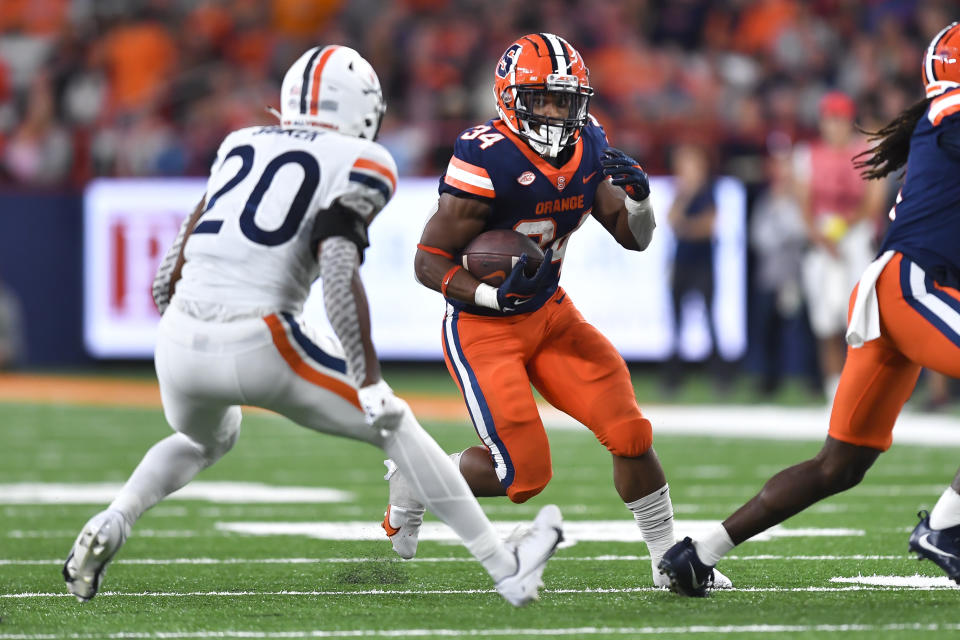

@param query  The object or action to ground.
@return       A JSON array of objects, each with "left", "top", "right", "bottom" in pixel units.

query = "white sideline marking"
[
  {"left": 0, "top": 554, "right": 909, "bottom": 566},
  {"left": 2, "top": 623, "right": 960, "bottom": 639},
  {"left": 214, "top": 520, "right": 862, "bottom": 544},
  {"left": 6, "top": 529, "right": 206, "bottom": 539},
  {"left": 0, "top": 482, "right": 351, "bottom": 504},
  {"left": 831, "top": 574, "right": 960, "bottom": 588},
  {"left": 4, "top": 585, "right": 960, "bottom": 600},
  {"left": 542, "top": 404, "right": 960, "bottom": 447}
]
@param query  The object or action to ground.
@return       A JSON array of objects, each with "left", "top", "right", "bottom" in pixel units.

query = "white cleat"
[
  {"left": 495, "top": 504, "right": 564, "bottom": 607},
  {"left": 712, "top": 566, "right": 734, "bottom": 589},
  {"left": 652, "top": 561, "right": 672, "bottom": 588},
  {"left": 381, "top": 460, "right": 425, "bottom": 559},
  {"left": 62, "top": 510, "right": 130, "bottom": 602}
]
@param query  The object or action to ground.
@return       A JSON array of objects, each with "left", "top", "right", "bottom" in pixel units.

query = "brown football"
[{"left": 461, "top": 229, "right": 545, "bottom": 287}]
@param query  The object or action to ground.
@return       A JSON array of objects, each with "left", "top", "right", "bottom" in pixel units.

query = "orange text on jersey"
[{"left": 535, "top": 194, "right": 585, "bottom": 215}]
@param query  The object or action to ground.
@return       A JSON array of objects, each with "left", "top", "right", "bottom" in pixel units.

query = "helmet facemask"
[{"left": 501, "top": 74, "right": 592, "bottom": 157}]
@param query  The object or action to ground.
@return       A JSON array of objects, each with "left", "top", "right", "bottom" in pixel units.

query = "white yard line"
[
  {"left": 4, "top": 584, "right": 958, "bottom": 599},
  {"left": 0, "top": 554, "right": 910, "bottom": 566},
  {"left": 2, "top": 623, "right": 960, "bottom": 639}
]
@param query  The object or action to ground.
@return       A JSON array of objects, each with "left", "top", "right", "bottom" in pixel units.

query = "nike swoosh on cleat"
[
  {"left": 582, "top": 170, "right": 598, "bottom": 183},
  {"left": 381, "top": 506, "right": 401, "bottom": 537},
  {"left": 918, "top": 533, "right": 960, "bottom": 559},
  {"left": 688, "top": 564, "right": 702, "bottom": 589}
]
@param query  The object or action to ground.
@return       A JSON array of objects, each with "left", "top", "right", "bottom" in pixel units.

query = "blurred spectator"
[
  {"left": 749, "top": 147, "right": 808, "bottom": 396},
  {"left": 3, "top": 73, "right": 72, "bottom": 185},
  {"left": 665, "top": 143, "right": 718, "bottom": 390},
  {"left": 923, "top": 371, "right": 954, "bottom": 413},
  {"left": 794, "top": 91, "right": 886, "bottom": 402},
  {"left": 96, "top": 12, "right": 178, "bottom": 116},
  {"left": 0, "top": 274, "right": 24, "bottom": 369}
]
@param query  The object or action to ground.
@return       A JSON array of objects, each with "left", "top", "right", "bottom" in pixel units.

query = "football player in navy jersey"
[
  {"left": 380, "top": 32, "right": 731, "bottom": 589},
  {"left": 660, "top": 22, "right": 960, "bottom": 596}
]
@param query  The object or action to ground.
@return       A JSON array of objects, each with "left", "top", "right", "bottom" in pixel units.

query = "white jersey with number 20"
[{"left": 175, "top": 125, "right": 397, "bottom": 316}]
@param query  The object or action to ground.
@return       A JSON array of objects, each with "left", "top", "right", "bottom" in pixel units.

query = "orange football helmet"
[
  {"left": 924, "top": 22, "right": 960, "bottom": 98},
  {"left": 494, "top": 33, "right": 593, "bottom": 157}
]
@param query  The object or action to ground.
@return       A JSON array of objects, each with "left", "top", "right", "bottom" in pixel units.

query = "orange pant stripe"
[{"left": 263, "top": 314, "right": 361, "bottom": 410}]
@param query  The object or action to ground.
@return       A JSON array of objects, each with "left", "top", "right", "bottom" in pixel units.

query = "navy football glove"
[
  {"left": 601, "top": 148, "right": 650, "bottom": 201},
  {"left": 496, "top": 249, "right": 554, "bottom": 312}
]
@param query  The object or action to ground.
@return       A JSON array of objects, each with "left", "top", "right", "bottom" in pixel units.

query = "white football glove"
[{"left": 357, "top": 379, "right": 406, "bottom": 434}]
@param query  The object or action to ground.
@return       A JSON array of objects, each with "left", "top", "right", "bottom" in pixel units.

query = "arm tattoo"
[{"left": 319, "top": 236, "right": 367, "bottom": 386}]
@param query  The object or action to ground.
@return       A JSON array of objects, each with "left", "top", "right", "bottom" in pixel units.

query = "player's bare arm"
[
  {"left": 415, "top": 193, "right": 491, "bottom": 303},
  {"left": 592, "top": 179, "right": 646, "bottom": 251}
]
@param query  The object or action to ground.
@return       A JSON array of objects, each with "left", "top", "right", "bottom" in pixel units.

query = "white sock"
[
  {"left": 383, "top": 410, "right": 515, "bottom": 582},
  {"left": 929, "top": 487, "right": 960, "bottom": 529},
  {"left": 626, "top": 484, "right": 675, "bottom": 570},
  {"left": 108, "top": 432, "right": 217, "bottom": 524},
  {"left": 693, "top": 525, "right": 735, "bottom": 566}
]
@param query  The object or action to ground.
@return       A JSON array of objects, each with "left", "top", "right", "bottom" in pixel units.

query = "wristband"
[
  {"left": 625, "top": 196, "right": 656, "bottom": 247},
  {"left": 473, "top": 283, "right": 500, "bottom": 310},
  {"left": 440, "top": 265, "right": 463, "bottom": 297}
]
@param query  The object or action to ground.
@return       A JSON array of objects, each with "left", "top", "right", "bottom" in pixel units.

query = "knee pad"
[{"left": 600, "top": 416, "right": 653, "bottom": 458}]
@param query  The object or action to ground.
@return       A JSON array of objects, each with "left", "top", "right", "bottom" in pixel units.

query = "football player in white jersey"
[{"left": 62, "top": 45, "right": 562, "bottom": 607}]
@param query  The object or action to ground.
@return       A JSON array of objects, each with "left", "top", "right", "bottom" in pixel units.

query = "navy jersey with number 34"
[
  {"left": 438, "top": 117, "right": 609, "bottom": 315},
  {"left": 880, "top": 86, "right": 960, "bottom": 282}
]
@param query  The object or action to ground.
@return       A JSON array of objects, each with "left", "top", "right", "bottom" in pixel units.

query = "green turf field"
[{"left": 2, "top": 391, "right": 959, "bottom": 639}]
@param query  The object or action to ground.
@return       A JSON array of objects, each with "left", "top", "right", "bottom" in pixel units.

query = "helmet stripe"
[
  {"left": 309, "top": 46, "right": 341, "bottom": 116},
  {"left": 556, "top": 35, "right": 573, "bottom": 73},
  {"left": 926, "top": 22, "right": 957, "bottom": 84},
  {"left": 540, "top": 32, "right": 567, "bottom": 74},
  {"left": 299, "top": 47, "right": 323, "bottom": 114}
]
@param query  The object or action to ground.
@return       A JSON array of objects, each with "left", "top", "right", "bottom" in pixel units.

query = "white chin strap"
[{"left": 524, "top": 123, "right": 566, "bottom": 157}]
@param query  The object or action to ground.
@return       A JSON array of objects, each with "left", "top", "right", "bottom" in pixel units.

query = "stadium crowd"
[{"left": 0, "top": 0, "right": 951, "bottom": 186}]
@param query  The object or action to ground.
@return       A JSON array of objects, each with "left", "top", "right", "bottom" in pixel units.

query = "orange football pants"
[
  {"left": 829, "top": 252, "right": 960, "bottom": 450},
  {"left": 441, "top": 288, "right": 653, "bottom": 503}
]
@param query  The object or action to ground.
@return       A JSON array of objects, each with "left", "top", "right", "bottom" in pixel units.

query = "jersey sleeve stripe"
[
  {"left": 352, "top": 158, "right": 397, "bottom": 191},
  {"left": 929, "top": 92, "right": 960, "bottom": 125},
  {"left": 349, "top": 171, "right": 392, "bottom": 201},
  {"left": 449, "top": 156, "right": 491, "bottom": 180},
  {"left": 446, "top": 161, "right": 494, "bottom": 190},
  {"left": 443, "top": 173, "right": 496, "bottom": 198}
]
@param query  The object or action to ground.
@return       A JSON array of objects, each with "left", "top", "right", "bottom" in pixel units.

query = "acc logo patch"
[
  {"left": 496, "top": 44, "right": 522, "bottom": 79},
  {"left": 517, "top": 171, "right": 536, "bottom": 186}
]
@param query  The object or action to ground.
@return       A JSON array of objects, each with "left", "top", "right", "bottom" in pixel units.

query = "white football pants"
[{"left": 108, "top": 303, "right": 506, "bottom": 568}]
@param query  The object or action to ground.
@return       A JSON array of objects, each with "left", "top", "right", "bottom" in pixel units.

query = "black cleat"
[
  {"left": 908, "top": 510, "right": 960, "bottom": 584},
  {"left": 657, "top": 537, "right": 715, "bottom": 597}
]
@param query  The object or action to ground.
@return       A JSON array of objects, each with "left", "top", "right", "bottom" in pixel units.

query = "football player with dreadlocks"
[
  {"left": 659, "top": 21, "right": 960, "bottom": 596},
  {"left": 380, "top": 32, "right": 731, "bottom": 589}
]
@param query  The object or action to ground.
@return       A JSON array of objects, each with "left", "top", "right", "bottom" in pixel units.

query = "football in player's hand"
[{"left": 461, "top": 230, "right": 545, "bottom": 287}]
